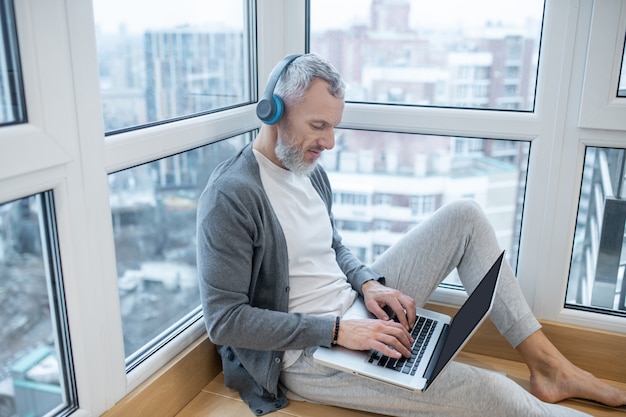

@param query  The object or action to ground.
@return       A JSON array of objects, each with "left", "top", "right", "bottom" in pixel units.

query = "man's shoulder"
[
  {"left": 201, "top": 145, "right": 262, "bottom": 203},
  {"left": 210, "top": 145, "right": 258, "bottom": 186}
]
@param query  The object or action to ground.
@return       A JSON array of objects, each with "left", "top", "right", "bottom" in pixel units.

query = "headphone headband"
[{"left": 256, "top": 54, "right": 302, "bottom": 124}]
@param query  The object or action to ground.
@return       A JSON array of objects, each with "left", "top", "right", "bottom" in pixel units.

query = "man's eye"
[{"left": 312, "top": 124, "right": 325, "bottom": 130}]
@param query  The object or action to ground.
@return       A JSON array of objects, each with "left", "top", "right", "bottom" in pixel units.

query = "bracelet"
[{"left": 332, "top": 316, "right": 340, "bottom": 345}]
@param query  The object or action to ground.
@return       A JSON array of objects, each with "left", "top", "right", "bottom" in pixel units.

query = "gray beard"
[{"left": 275, "top": 139, "right": 317, "bottom": 176}]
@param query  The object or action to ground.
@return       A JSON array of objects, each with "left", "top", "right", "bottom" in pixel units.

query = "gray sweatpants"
[{"left": 280, "top": 199, "right": 589, "bottom": 416}]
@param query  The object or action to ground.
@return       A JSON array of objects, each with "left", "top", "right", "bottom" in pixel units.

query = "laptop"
[{"left": 313, "top": 251, "right": 504, "bottom": 392}]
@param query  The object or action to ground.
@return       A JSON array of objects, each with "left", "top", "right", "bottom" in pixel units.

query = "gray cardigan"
[{"left": 196, "top": 143, "right": 381, "bottom": 415}]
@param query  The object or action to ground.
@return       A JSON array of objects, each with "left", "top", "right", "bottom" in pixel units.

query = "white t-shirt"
[{"left": 254, "top": 150, "right": 357, "bottom": 367}]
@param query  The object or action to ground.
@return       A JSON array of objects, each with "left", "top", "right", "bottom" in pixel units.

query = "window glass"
[
  {"left": 109, "top": 135, "right": 249, "bottom": 366},
  {"left": 0, "top": 193, "right": 77, "bottom": 416},
  {"left": 619, "top": 33, "right": 626, "bottom": 97},
  {"left": 0, "top": 0, "right": 26, "bottom": 126},
  {"left": 567, "top": 147, "right": 626, "bottom": 315},
  {"left": 322, "top": 130, "right": 529, "bottom": 286},
  {"left": 309, "top": 0, "right": 544, "bottom": 111},
  {"left": 93, "top": 0, "right": 250, "bottom": 133}
]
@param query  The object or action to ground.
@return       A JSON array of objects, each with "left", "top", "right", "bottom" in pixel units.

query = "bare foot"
[
  {"left": 517, "top": 330, "right": 626, "bottom": 407},
  {"left": 528, "top": 354, "right": 626, "bottom": 407}
]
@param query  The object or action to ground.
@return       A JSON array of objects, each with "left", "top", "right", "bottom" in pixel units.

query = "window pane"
[
  {"left": 567, "top": 147, "right": 626, "bottom": 315},
  {"left": 93, "top": 0, "right": 250, "bottom": 133},
  {"left": 109, "top": 135, "right": 249, "bottom": 366},
  {"left": 323, "top": 130, "right": 529, "bottom": 287},
  {"left": 0, "top": 0, "right": 26, "bottom": 126},
  {"left": 0, "top": 193, "right": 77, "bottom": 416},
  {"left": 310, "top": 0, "right": 544, "bottom": 111}
]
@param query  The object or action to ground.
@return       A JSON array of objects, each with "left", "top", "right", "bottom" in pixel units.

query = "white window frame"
[
  {"left": 538, "top": 0, "right": 626, "bottom": 332},
  {"left": 578, "top": 0, "right": 626, "bottom": 130},
  {"left": 2, "top": 0, "right": 625, "bottom": 416},
  {"left": 3, "top": 0, "right": 263, "bottom": 414},
  {"left": 66, "top": 0, "right": 261, "bottom": 405}
]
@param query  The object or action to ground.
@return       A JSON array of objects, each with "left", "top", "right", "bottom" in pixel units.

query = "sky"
[
  {"left": 310, "top": 0, "right": 545, "bottom": 30},
  {"left": 93, "top": 0, "right": 545, "bottom": 35},
  {"left": 92, "top": 0, "right": 244, "bottom": 33}
]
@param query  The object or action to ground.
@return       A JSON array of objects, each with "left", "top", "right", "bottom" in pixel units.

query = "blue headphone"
[{"left": 256, "top": 54, "right": 302, "bottom": 124}]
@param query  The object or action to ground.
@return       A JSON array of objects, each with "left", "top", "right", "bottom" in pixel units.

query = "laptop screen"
[{"left": 424, "top": 251, "right": 503, "bottom": 388}]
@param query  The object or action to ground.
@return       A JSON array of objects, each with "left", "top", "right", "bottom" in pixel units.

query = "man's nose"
[{"left": 321, "top": 129, "right": 335, "bottom": 150}]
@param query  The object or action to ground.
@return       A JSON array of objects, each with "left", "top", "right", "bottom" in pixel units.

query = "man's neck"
[{"left": 253, "top": 125, "right": 284, "bottom": 169}]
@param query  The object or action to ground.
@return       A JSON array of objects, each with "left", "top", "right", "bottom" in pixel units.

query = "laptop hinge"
[{"left": 422, "top": 323, "right": 450, "bottom": 391}]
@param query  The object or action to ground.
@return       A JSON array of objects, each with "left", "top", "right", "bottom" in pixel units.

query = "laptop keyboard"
[{"left": 367, "top": 316, "right": 437, "bottom": 375}]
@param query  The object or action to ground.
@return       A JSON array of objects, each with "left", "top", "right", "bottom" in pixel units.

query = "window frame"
[
  {"left": 578, "top": 0, "right": 626, "bottom": 130},
  {"left": 537, "top": 0, "right": 626, "bottom": 331},
  {"left": 311, "top": 0, "right": 544, "bottom": 309},
  {"left": 2, "top": 0, "right": 264, "bottom": 413},
  {"left": 0, "top": 0, "right": 27, "bottom": 126},
  {"left": 40, "top": 191, "right": 80, "bottom": 415},
  {"left": 66, "top": 0, "right": 262, "bottom": 395},
  {"left": 307, "top": 0, "right": 626, "bottom": 335},
  {"left": 0, "top": 191, "right": 80, "bottom": 416},
  {"left": 0, "top": 0, "right": 72, "bottom": 182},
  {"left": 1, "top": 0, "right": 625, "bottom": 416}
]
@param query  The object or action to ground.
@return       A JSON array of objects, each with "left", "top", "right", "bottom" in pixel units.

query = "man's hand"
[
  {"left": 361, "top": 280, "right": 416, "bottom": 331},
  {"left": 336, "top": 318, "right": 413, "bottom": 359}
]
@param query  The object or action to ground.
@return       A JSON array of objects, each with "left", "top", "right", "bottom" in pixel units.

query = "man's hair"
[{"left": 274, "top": 53, "right": 345, "bottom": 106}]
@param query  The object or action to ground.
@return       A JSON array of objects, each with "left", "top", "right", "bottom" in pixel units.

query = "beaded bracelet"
[{"left": 332, "top": 316, "right": 340, "bottom": 345}]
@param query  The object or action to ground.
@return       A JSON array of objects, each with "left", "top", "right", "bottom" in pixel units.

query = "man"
[{"left": 197, "top": 53, "right": 626, "bottom": 416}]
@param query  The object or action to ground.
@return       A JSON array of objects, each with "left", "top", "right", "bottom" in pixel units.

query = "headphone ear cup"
[
  {"left": 256, "top": 96, "right": 275, "bottom": 123},
  {"left": 256, "top": 94, "right": 284, "bottom": 124},
  {"left": 264, "top": 95, "right": 284, "bottom": 125}
]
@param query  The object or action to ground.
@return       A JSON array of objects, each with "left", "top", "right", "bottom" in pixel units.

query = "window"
[
  {"left": 506, "top": 65, "right": 520, "bottom": 79},
  {"left": 567, "top": 147, "right": 626, "bottom": 315},
  {"left": 109, "top": 135, "right": 248, "bottom": 367},
  {"left": 0, "top": 193, "right": 77, "bottom": 417},
  {"left": 309, "top": 0, "right": 544, "bottom": 111},
  {"left": 91, "top": 0, "right": 255, "bottom": 372},
  {"left": 0, "top": 0, "right": 26, "bottom": 126},
  {"left": 5, "top": 0, "right": 257, "bottom": 408},
  {"left": 410, "top": 195, "right": 436, "bottom": 216},
  {"left": 564, "top": 0, "right": 626, "bottom": 324},
  {"left": 334, "top": 192, "right": 368, "bottom": 206},
  {"left": 373, "top": 244, "right": 389, "bottom": 258},
  {"left": 309, "top": 0, "right": 539, "bottom": 295},
  {"left": 323, "top": 129, "right": 529, "bottom": 278},
  {"left": 374, "top": 193, "right": 392, "bottom": 206},
  {"left": 93, "top": 0, "right": 250, "bottom": 133},
  {"left": 578, "top": 1, "right": 626, "bottom": 130}
]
